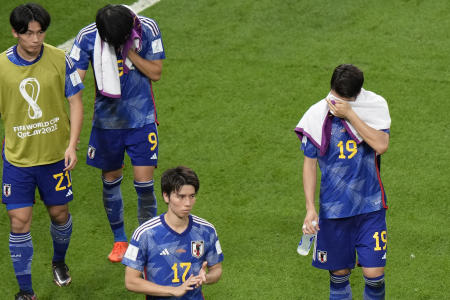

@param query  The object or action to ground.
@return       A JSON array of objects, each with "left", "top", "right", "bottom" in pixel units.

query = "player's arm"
[
  {"left": 64, "top": 91, "right": 83, "bottom": 171},
  {"left": 126, "top": 50, "right": 163, "bottom": 81},
  {"left": 76, "top": 69, "right": 87, "bottom": 82},
  {"left": 125, "top": 266, "right": 199, "bottom": 297},
  {"left": 327, "top": 99, "right": 389, "bottom": 154},
  {"left": 303, "top": 156, "right": 319, "bottom": 234},
  {"left": 195, "top": 261, "right": 222, "bottom": 287}
]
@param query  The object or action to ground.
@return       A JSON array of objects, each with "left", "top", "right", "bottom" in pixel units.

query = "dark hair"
[
  {"left": 10, "top": 3, "right": 51, "bottom": 34},
  {"left": 330, "top": 64, "right": 364, "bottom": 98},
  {"left": 161, "top": 166, "right": 200, "bottom": 197},
  {"left": 96, "top": 4, "right": 133, "bottom": 49}
]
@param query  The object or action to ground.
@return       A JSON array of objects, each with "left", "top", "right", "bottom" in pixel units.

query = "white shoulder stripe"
[
  {"left": 6, "top": 47, "right": 14, "bottom": 56},
  {"left": 65, "top": 54, "right": 74, "bottom": 69},
  {"left": 140, "top": 17, "right": 159, "bottom": 36},
  {"left": 132, "top": 217, "right": 161, "bottom": 241},
  {"left": 192, "top": 215, "right": 217, "bottom": 234},
  {"left": 75, "top": 23, "right": 97, "bottom": 43}
]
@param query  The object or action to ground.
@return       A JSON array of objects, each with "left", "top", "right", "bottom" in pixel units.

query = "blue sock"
[
  {"left": 103, "top": 176, "right": 127, "bottom": 242},
  {"left": 9, "top": 232, "right": 34, "bottom": 294},
  {"left": 330, "top": 272, "right": 352, "bottom": 300},
  {"left": 50, "top": 214, "right": 73, "bottom": 262},
  {"left": 364, "top": 274, "right": 385, "bottom": 300},
  {"left": 134, "top": 180, "right": 157, "bottom": 225}
]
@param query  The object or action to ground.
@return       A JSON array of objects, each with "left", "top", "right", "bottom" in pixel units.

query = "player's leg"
[
  {"left": 329, "top": 269, "right": 352, "bottom": 300},
  {"left": 102, "top": 168, "right": 128, "bottom": 243},
  {"left": 47, "top": 204, "right": 72, "bottom": 286},
  {"left": 2, "top": 158, "right": 37, "bottom": 299},
  {"left": 38, "top": 159, "right": 74, "bottom": 286},
  {"left": 86, "top": 127, "right": 128, "bottom": 262},
  {"left": 133, "top": 166, "right": 156, "bottom": 224},
  {"left": 312, "top": 217, "right": 356, "bottom": 300},
  {"left": 126, "top": 123, "right": 158, "bottom": 225},
  {"left": 356, "top": 210, "right": 387, "bottom": 300},
  {"left": 8, "top": 206, "right": 35, "bottom": 298}
]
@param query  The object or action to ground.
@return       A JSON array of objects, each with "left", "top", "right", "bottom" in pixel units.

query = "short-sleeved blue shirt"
[
  {"left": 122, "top": 214, "right": 224, "bottom": 300},
  {"left": 70, "top": 16, "right": 165, "bottom": 129},
  {"left": 302, "top": 116, "right": 389, "bottom": 219}
]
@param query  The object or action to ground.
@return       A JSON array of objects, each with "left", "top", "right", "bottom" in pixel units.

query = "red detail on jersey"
[
  {"left": 150, "top": 83, "right": 159, "bottom": 126},
  {"left": 374, "top": 153, "right": 388, "bottom": 209}
]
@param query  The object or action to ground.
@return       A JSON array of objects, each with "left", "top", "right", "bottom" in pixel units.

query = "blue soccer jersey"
[
  {"left": 302, "top": 116, "right": 389, "bottom": 219},
  {"left": 122, "top": 214, "right": 224, "bottom": 300},
  {"left": 70, "top": 16, "right": 166, "bottom": 129},
  {"left": 6, "top": 45, "right": 83, "bottom": 98}
]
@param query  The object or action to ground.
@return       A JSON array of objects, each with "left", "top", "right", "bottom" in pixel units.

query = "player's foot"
[
  {"left": 15, "top": 291, "right": 37, "bottom": 300},
  {"left": 108, "top": 241, "right": 128, "bottom": 263},
  {"left": 52, "top": 261, "right": 72, "bottom": 286}
]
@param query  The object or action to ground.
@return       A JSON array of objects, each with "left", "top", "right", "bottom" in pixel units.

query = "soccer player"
[
  {"left": 122, "top": 166, "right": 223, "bottom": 299},
  {"left": 69, "top": 4, "right": 165, "bottom": 263},
  {"left": 0, "top": 3, "right": 84, "bottom": 300},
  {"left": 295, "top": 64, "right": 391, "bottom": 300}
]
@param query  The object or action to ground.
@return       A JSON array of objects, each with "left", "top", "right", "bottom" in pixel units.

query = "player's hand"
[
  {"left": 63, "top": 146, "right": 78, "bottom": 171},
  {"left": 172, "top": 275, "right": 198, "bottom": 297},
  {"left": 303, "top": 210, "right": 319, "bottom": 235},
  {"left": 326, "top": 98, "right": 352, "bottom": 119},
  {"left": 194, "top": 261, "right": 208, "bottom": 288}
]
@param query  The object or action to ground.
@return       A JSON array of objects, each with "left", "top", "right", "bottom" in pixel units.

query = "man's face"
[
  {"left": 164, "top": 185, "right": 196, "bottom": 218},
  {"left": 329, "top": 90, "right": 356, "bottom": 102},
  {"left": 12, "top": 21, "right": 46, "bottom": 59}
]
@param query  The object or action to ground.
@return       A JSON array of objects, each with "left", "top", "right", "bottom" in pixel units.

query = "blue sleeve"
[
  {"left": 301, "top": 137, "right": 318, "bottom": 159},
  {"left": 64, "top": 54, "right": 84, "bottom": 98},
  {"left": 205, "top": 230, "right": 224, "bottom": 266},
  {"left": 69, "top": 29, "right": 93, "bottom": 71},
  {"left": 140, "top": 18, "right": 166, "bottom": 61},
  {"left": 121, "top": 234, "right": 148, "bottom": 272}
]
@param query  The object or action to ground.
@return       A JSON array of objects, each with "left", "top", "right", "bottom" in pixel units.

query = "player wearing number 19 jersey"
[
  {"left": 122, "top": 166, "right": 223, "bottom": 299},
  {"left": 1, "top": 3, "right": 84, "bottom": 299},
  {"left": 70, "top": 4, "right": 166, "bottom": 263},
  {"left": 295, "top": 64, "right": 391, "bottom": 300}
]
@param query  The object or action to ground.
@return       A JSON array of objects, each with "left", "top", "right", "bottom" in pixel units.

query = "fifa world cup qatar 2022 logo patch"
[
  {"left": 3, "top": 184, "right": 12, "bottom": 197},
  {"left": 191, "top": 241, "right": 204, "bottom": 258}
]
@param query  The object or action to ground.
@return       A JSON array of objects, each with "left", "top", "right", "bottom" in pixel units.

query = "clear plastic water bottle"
[{"left": 297, "top": 220, "right": 317, "bottom": 256}]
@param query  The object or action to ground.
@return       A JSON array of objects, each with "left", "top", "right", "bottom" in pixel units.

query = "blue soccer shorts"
[
  {"left": 312, "top": 209, "right": 387, "bottom": 270},
  {"left": 86, "top": 123, "right": 158, "bottom": 171},
  {"left": 2, "top": 157, "right": 74, "bottom": 210}
]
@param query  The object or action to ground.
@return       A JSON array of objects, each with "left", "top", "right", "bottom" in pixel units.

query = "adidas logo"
[
  {"left": 159, "top": 248, "right": 170, "bottom": 256},
  {"left": 66, "top": 189, "right": 73, "bottom": 197},
  {"left": 382, "top": 253, "right": 386, "bottom": 260},
  {"left": 151, "top": 153, "right": 157, "bottom": 160}
]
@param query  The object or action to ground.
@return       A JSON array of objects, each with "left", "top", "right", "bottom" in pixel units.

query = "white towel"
[
  {"left": 294, "top": 88, "right": 391, "bottom": 155},
  {"left": 93, "top": 32, "right": 121, "bottom": 98}
]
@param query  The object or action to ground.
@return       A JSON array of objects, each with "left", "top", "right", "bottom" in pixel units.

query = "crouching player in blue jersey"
[
  {"left": 122, "top": 166, "right": 223, "bottom": 299},
  {"left": 294, "top": 64, "right": 391, "bottom": 300},
  {"left": 70, "top": 4, "right": 165, "bottom": 263},
  {"left": 0, "top": 3, "right": 84, "bottom": 300}
]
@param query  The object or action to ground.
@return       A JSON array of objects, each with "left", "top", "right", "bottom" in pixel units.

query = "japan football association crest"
[
  {"left": 3, "top": 184, "right": 11, "bottom": 197},
  {"left": 318, "top": 250, "right": 327, "bottom": 263},
  {"left": 87, "top": 145, "right": 96, "bottom": 159},
  {"left": 191, "top": 241, "right": 204, "bottom": 258}
]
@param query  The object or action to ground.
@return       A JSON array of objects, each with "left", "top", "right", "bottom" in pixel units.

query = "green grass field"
[{"left": 0, "top": 0, "right": 449, "bottom": 299}]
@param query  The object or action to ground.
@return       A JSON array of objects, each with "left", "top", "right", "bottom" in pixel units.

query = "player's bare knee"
[
  {"left": 47, "top": 204, "right": 70, "bottom": 225},
  {"left": 362, "top": 267, "right": 384, "bottom": 278},
  {"left": 331, "top": 269, "right": 351, "bottom": 276}
]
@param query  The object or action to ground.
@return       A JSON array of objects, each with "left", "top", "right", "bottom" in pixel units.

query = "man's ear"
[
  {"left": 12, "top": 28, "right": 19, "bottom": 38},
  {"left": 162, "top": 192, "right": 170, "bottom": 204}
]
